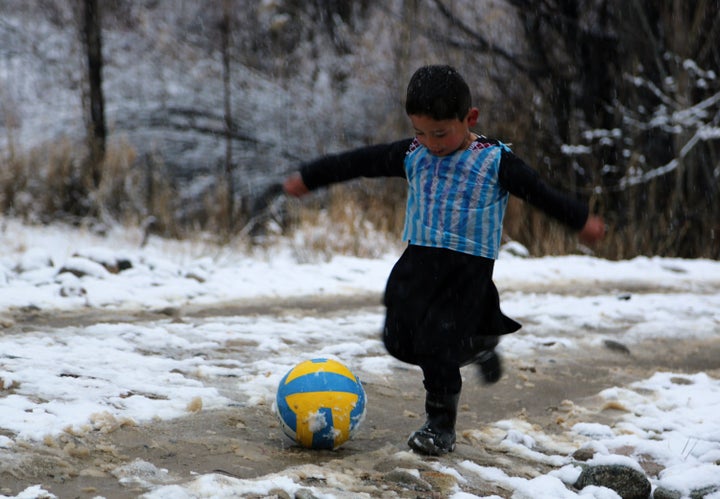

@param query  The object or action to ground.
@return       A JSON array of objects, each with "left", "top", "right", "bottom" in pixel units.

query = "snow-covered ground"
[{"left": 1, "top": 218, "right": 719, "bottom": 498}]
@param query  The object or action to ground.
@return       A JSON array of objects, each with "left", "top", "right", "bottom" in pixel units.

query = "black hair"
[{"left": 405, "top": 65, "right": 471, "bottom": 121}]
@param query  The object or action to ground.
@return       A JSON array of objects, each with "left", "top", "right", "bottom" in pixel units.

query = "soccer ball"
[{"left": 275, "top": 358, "right": 367, "bottom": 450}]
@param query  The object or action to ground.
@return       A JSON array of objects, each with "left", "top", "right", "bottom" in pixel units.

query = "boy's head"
[
  {"left": 405, "top": 65, "right": 479, "bottom": 156},
  {"left": 405, "top": 65, "right": 472, "bottom": 121}
]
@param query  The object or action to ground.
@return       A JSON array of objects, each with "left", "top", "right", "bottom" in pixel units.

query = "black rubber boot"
[
  {"left": 475, "top": 349, "right": 502, "bottom": 384},
  {"left": 407, "top": 391, "right": 460, "bottom": 455}
]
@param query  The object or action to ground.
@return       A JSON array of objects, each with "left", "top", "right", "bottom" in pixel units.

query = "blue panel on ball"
[
  {"left": 350, "top": 383, "right": 366, "bottom": 422},
  {"left": 311, "top": 407, "right": 335, "bottom": 450},
  {"left": 281, "top": 372, "right": 362, "bottom": 396},
  {"left": 276, "top": 394, "right": 297, "bottom": 432}
]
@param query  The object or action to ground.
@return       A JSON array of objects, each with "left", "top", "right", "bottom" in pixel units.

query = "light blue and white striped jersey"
[{"left": 401, "top": 139, "right": 510, "bottom": 259}]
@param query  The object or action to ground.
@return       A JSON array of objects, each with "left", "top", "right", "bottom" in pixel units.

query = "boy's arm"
[
  {"left": 284, "top": 139, "right": 412, "bottom": 196},
  {"left": 499, "top": 150, "right": 606, "bottom": 244}
]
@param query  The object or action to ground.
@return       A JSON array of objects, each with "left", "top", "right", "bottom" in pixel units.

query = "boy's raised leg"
[{"left": 476, "top": 349, "right": 503, "bottom": 384}]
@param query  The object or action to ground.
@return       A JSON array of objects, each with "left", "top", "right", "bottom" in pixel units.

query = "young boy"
[{"left": 283, "top": 65, "right": 606, "bottom": 455}]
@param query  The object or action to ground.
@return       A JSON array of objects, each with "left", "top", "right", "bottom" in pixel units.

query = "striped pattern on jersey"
[{"left": 401, "top": 139, "right": 510, "bottom": 259}]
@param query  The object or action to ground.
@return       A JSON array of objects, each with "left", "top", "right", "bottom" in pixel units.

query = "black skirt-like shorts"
[{"left": 382, "top": 245, "right": 521, "bottom": 366}]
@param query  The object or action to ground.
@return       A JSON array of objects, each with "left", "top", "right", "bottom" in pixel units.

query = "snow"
[{"left": 0, "top": 218, "right": 719, "bottom": 498}]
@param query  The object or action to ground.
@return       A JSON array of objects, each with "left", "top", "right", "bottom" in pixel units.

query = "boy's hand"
[
  {"left": 283, "top": 172, "right": 310, "bottom": 197},
  {"left": 579, "top": 215, "right": 606, "bottom": 245}
]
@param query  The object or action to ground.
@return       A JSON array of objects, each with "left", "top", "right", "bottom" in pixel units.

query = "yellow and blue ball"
[{"left": 275, "top": 358, "right": 366, "bottom": 450}]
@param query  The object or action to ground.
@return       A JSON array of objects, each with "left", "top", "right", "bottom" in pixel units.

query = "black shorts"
[{"left": 382, "top": 245, "right": 521, "bottom": 366}]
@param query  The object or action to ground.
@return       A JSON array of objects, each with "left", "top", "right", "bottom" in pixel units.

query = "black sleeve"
[
  {"left": 299, "top": 139, "right": 412, "bottom": 191},
  {"left": 498, "top": 149, "right": 589, "bottom": 231}
]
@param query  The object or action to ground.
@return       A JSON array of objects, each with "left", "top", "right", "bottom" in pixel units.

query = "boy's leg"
[
  {"left": 407, "top": 361, "right": 461, "bottom": 455},
  {"left": 472, "top": 336, "right": 502, "bottom": 384},
  {"left": 475, "top": 349, "right": 502, "bottom": 383}
]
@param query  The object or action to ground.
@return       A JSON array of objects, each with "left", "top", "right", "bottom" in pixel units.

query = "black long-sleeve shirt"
[{"left": 299, "top": 137, "right": 589, "bottom": 231}]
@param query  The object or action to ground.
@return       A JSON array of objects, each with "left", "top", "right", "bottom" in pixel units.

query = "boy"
[{"left": 283, "top": 65, "right": 606, "bottom": 455}]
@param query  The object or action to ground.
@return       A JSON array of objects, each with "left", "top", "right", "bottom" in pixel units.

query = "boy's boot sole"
[
  {"left": 407, "top": 391, "right": 460, "bottom": 455},
  {"left": 407, "top": 426, "right": 456, "bottom": 455}
]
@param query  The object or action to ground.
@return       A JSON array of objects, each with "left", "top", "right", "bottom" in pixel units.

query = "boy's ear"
[{"left": 466, "top": 107, "right": 479, "bottom": 127}]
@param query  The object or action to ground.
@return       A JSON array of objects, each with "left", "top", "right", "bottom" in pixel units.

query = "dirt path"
[{"left": 2, "top": 298, "right": 719, "bottom": 498}]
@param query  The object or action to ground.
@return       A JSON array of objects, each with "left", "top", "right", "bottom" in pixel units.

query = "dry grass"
[
  {"left": 3, "top": 139, "right": 716, "bottom": 260},
  {"left": 0, "top": 138, "right": 177, "bottom": 235},
  {"left": 288, "top": 180, "right": 406, "bottom": 260},
  {"left": 287, "top": 180, "right": 590, "bottom": 259},
  {"left": 0, "top": 140, "right": 604, "bottom": 259}
]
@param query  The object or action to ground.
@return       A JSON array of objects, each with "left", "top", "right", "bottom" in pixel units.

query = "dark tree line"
[{"left": 427, "top": 0, "right": 719, "bottom": 258}]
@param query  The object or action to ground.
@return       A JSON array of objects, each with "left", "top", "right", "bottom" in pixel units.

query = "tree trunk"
[
  {"left": 81, "top": 0, "right": 106, "bottom": 188},
  {"left": 221, "top": 0, "right": 234, "bottom": 235}
]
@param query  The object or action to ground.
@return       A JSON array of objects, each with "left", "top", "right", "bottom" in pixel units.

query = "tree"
[
  {"left": 427, "top": 0, "right": 720, "bottom": 258},
  {"left": 220, "top": 0, "right": 235, "bottom": 235},
  {"left": 607, "top": 1, "right": 720, "bottom": 258},
  {"left": 79, "top": 0, "right": 106, "bottom": 189}
]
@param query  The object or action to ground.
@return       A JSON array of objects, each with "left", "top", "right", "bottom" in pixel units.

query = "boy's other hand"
[
  {"left": 283, "top": 173, "right": 310, "bottom": 197},
  {"left": 579, "top": 215, "right": 606, "bottom": 245}
]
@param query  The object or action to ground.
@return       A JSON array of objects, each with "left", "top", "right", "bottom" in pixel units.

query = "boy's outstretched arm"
[
  {"left": 499, "top": 150, "right": 608, "bottom": 245},
  {"left": 282, "top": 139, "right": 412, "bottom": 197}
]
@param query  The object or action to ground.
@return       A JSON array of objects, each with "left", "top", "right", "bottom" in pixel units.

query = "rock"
[
  {"left": 72, "top": 248, "right": 133, "bottom": 273},
  {"left": 383, "top": 468, "right": 432, "bottom": 491},
  {"left": 655, "top": 485, "right": 720, "bottom": 499},
  {"left": 373, "top": 455, "right": 428, "bottom": 473},
  {"left": 653, "top": 487, "right": 681, "bottom": 499},
  {"left": 604, "top": 339, "right": 632, "bottom": 355},
  {"left": 574, "top": 464, "right": 651, "bottom": 499},
  {"left": 690, "top": 485, "right": 720, "bottom": 499},
  {"left": 420, "top": 470, "right": 457, "bottom": 494},
  {"left": 266, "top": 488, "right": 292, "bottom": 499},
  {"left": 58, "top": 257, "right": 111, "bottom": 279},
  {"left": 59, "top": 284, "right": 87, "bottom": 298},
  {"left": 572, "top": 447, "right": 595, "bottom": 462}
]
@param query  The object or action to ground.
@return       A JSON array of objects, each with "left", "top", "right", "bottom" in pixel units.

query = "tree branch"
[{"left": 430, "top": 0, "right": 541, "bottom": 83}]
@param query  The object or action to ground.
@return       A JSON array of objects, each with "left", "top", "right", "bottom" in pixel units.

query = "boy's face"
[{"left": 409, "top": 109, "right": 479, "bottom": 157}]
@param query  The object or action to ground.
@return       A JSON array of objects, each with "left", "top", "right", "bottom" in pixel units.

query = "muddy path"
[{"left": 1, "top": 295, "right": 719, "bottom": 498}]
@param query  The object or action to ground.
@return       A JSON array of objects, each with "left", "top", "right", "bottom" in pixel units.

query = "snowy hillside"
[{"left": 0, "top": 1, "right": 401, "bottom": 200}]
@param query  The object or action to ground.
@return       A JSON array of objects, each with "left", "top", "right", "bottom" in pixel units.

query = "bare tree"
[
  {"left": 425, "top": 0, "right": 720, "bottom": 258},
  {"left": 79, "top": 0, "right": 106, "bottom": 189},
  {"left": 220, "top": 0, "right": 235, "bottom": 235}
]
